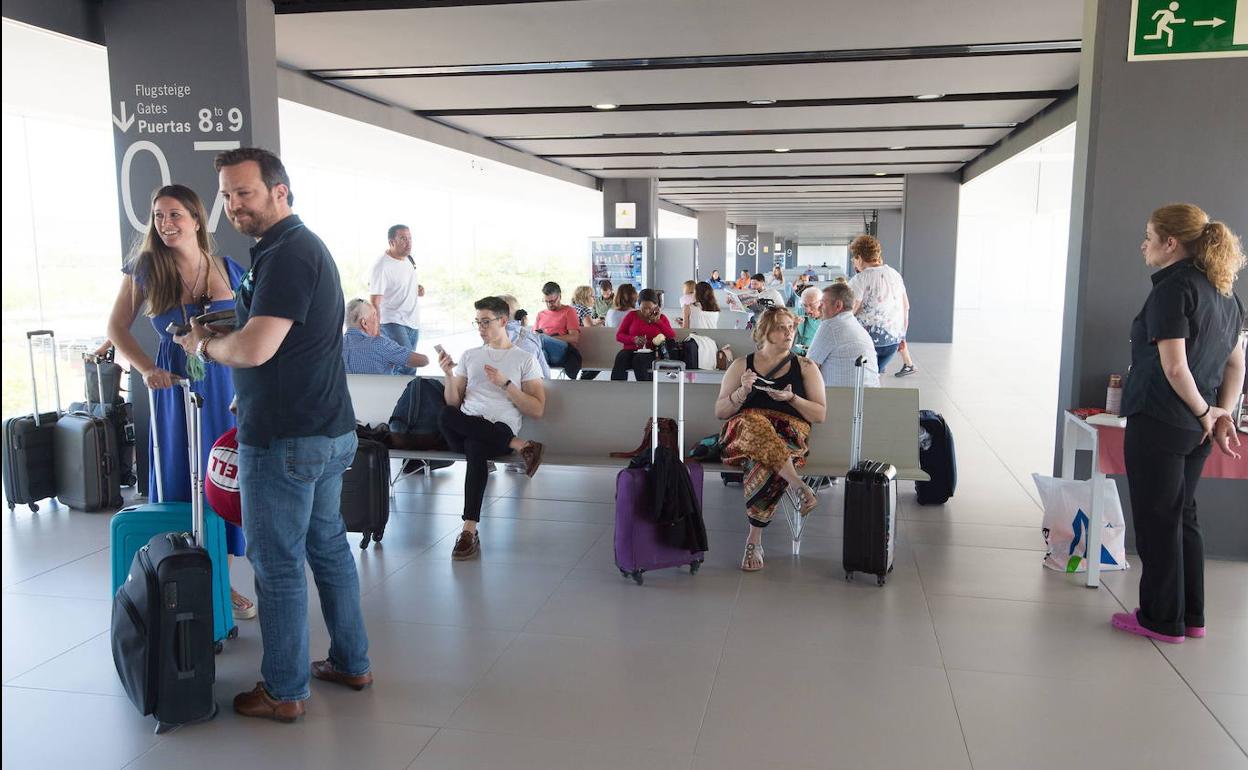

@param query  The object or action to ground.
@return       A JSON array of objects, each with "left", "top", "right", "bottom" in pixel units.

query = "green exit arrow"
[{"left": 1129, "top": 0, "right": 1248, "bottom": 60}]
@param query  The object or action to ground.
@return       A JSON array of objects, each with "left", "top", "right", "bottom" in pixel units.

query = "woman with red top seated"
[{"left": 611, "top": 288, "right": 675, "bottom": 382}]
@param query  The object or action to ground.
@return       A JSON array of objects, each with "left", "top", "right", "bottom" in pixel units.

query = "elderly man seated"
[
  {"left": 805, "top": 282, "right": 880, "bottom": 387},
  {"left": 792, "top": 287, "right": 822, "bottom": 355},
  {"left": 341, "top": 298, "right": 429, "bottom": 375}
]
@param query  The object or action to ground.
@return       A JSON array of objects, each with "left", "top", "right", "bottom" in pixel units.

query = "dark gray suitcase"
[
  {"left": 54, "top": 410, "right": 122, "bottom": 512},
  {"left": 842, "top": 356, "right": 898, "bottom": 586},
  {"left": 3, "top": 331, "right": 62, "bottom": 512},
  {"left": 70, "top": 353, "right": 137, "bottom": 488}
]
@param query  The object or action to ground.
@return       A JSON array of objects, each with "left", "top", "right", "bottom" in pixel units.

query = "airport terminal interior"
[{"left": 1, "top": 1, "right": 1246, "bottom": 768}]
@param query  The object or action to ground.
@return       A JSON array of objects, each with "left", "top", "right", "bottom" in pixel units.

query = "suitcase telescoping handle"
[
  {"left": 850, "top": 355, "right": 867, "bottom": 469},
  {"left": 25, "top": 329, "right": 62, "bottom": 425},
  {"left": 650, "top": 360, "right": 686, "bottom": 462},
  {"left": 146, "top": 379, "right": 208, "bottom": 546}
]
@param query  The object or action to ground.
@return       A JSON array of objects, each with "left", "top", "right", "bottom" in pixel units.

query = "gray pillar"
[
  {"left": 103, "top": 0, "right": 280, "bottom": 493},
  {"left": 1057, "top": 0, "right": 1248, "bottom": 558},
  {"left": 900, "top": 174, "right": 959, "bottom": 343},
  {"left": 757, "top": 231, "right": 775, "bottom": 273},
  {"left": 735, "top": 225, "right": 758, "bottom": 279},
  {"left": 697, "top": 210, "right": 728, "bottom": 281},
  {"left": 877, "top": 209, "right": 904, "bottom": 272},
  {"left": 602, "top": 178, "right": 658, "bottom": 238},
  {"left": 783, "top": 239, "right": 797, "bottom": 268}
]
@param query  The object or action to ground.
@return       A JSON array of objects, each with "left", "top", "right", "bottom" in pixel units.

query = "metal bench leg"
[{"left": 782, "top": 486, "right": 803, "bottom": 556}]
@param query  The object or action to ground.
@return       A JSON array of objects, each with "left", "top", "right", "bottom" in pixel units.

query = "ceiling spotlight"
[
  {"left": 592, "top": 103, "right": 619, "bottom": 110},
  {"left": 747, "top": 99, "right": 776, "bottom": 105},
  {"left": 873, "top": 172, "right": 888, "bottom": 176},
  {"left": 915, "top": 93, "right": 944, "bottom": 100},
  {"left": 889, "top": 145, "right": 908, "bottom": 150},
  {"left": 773, "top": 147, "right": 790, "bottom": 153}
]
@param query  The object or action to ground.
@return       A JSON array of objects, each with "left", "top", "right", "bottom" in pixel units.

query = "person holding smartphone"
[
  {"left": 611, "top": 288, "right": 675, "bottom": 381},
  {"left": 437, "top": 296, "right": 546, "bottom": 560}
]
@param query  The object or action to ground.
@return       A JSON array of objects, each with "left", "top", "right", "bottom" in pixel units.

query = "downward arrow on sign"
[
  {"left": 112, "top": 102, "right": 135, "bottom": 132},
  {"left": 1193, "top": 17, "right": 1226, "bottom": 27}
]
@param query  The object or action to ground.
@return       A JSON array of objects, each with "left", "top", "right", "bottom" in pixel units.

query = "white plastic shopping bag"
[{"left": 1032, "top": 474, "right": 1129, "bottom": 573}]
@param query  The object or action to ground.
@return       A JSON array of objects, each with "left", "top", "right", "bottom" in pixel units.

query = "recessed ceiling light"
[
  {"left": 873, "top": 172, "right": 888, "bottom": 176},
  {"left": 915, "top": 93, "right": 944, "bottom": 100},
  {"left": 592, "top": 103, "right": 619, "bottom": 110},
  {"left": 773, "top": 147, "right": 790, "bottom": 153},
  {"left": 747, "top": 99, "right": 776, "bottom": 106},
  {"left": 889, "top": 145, "right": 908, "bottom": 150}
]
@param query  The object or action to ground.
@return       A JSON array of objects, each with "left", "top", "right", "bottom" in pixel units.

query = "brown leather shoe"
[
  {"left": 233, "top": 682, "right": 305, "bottom": 723},
  {"left": 451, "top": 530, "right": 480, "bottom": 560},
  {"left": 519, "top": 441, "right": 544, "bottom": 477},
  {"left": 311, "top": 659, "right": 374, "bottom": 691}
]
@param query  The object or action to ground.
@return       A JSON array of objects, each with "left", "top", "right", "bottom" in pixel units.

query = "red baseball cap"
[{"left": 205, "top": 427, "right": 242, "bottom": 526}]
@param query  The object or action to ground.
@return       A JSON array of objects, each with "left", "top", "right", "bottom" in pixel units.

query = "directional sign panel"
[{"left": 1129, "top": 0, "right": 1248, "bottom": 60}]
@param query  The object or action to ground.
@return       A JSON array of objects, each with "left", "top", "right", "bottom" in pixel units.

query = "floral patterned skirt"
[{"left": 720, "top": 408, "right": 811, "bottom": 526}]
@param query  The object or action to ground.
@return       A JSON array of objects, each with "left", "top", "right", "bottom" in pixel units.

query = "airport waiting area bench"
[{"left": 347, "top": 373, "right": 928, "bottom": 553}]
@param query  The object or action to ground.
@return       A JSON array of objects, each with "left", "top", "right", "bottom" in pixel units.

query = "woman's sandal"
[
  {"left": 231, "top": 589, "right": 257, "bottom": 620},
  {"left": 798, "top": 485, "right": 819, "bottom": 517},
  {"left": 741, "top": 542, "right": 765, "bottom": 572}
]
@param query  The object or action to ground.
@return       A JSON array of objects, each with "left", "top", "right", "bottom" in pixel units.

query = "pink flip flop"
[{"left": 1111, "top": 610, "right": 1184, "bottom": 644}]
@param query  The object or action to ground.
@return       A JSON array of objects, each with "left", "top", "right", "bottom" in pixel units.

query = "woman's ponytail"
[{"left": 1193, "top": 220, "right": 1245, "bottom": 297}]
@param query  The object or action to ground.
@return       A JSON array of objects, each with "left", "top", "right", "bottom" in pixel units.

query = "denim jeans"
[
  {"left": 538, "top": 334, "right": 582, "bottom": 377},
  {"left": 874, "top": 343, "right": 900, "bottom": 373},
  {"left": 380, "top": 323, "right": 420, "bottom": 375},
  {"left": 238, "top": 431, "right": 370, "bottom": 701}
]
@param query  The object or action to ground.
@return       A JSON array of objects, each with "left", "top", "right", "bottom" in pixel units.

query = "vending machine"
[{"left": 589, "top": 237, "right": 648, "bottom": 290}]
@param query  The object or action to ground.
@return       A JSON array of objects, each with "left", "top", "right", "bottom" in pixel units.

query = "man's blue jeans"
[
  {"left": 539, "top": 333, "right": 570, "bottom": 366},
  {"left": 875, "top": 343, "right": 900, "bottom": 373},
  {"left": 238, "top": 431, "right": 370, "bottom": 702},
  {"left": 380, "top": 323, "right": 420, "bottom": 375}
]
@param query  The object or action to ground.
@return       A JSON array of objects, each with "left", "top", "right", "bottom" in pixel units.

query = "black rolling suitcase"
[
  {"left": 3, "top": 331, "right": 62, "bottom": 512},
  {"left": 843, "top": 356, "right": 898, "bottom": 586},
  {"left": 341, "top": 434, "right": 390, "bottom": 549},
  {"left": 915, "top": 410, "right": 956, "bottom": 505},
  {"left": 112, "top": 530, "right": 218, "bottom": 733}
]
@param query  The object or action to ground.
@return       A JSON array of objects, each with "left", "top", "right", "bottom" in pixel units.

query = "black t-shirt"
[
  {"left": 232, "top": 214, "right": 356, "bottom": 447},
  {"left": 1121, "top": 259, "right": 1245, "bottom": 431}
]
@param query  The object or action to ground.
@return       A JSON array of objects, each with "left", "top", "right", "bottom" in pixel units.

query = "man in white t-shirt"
[
  {"left": 368, "top": 224, "right": 424, "bottom": 374},
  {"left": 436, "top": 296, "right": 546, "bottom": 561}
]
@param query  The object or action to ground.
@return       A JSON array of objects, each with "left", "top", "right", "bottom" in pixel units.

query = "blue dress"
[{"left": 125, "top": 256, "right": 246, "bottom": 556}]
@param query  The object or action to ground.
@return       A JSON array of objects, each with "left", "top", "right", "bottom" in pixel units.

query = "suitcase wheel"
[
  {"left": 690, "top": 560, "right": 702, "bottom": 575},
  {"left": 876, "top": 575, "right": 887, "bottom": 587},
  {"left": 359, "top": 532, "right": 371, "bottom": 550},
  {"left": 372, "top": 531, "right": 383, "bottom": 543},
  {"left": 214, "top": 640, "right": 224, "bottom": 655},
  {"left": 227, "top": 626, "right": 239, "bottom": 640},
  {"left": 630, "top": 570, "right": 644, "bottom": 586},
  {"left": 618, "top": 568, "right": 629, "bottom": 578},
  {"left": 28, "top": 502, "right": 38, "bottom": 513},
  {"left": 8, "top": 502, "right": 15, "bottom": 512},
  {"left": 845, "top": 571, "right": 854, "bottom": 582}
]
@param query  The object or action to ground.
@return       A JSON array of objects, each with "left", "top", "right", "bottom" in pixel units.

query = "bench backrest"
[
  {"left": 574, "top": 326, "right": 757, "bottom": 370},
  {"left": 345, "top": 374, "right": 924, "bottom": 479}
]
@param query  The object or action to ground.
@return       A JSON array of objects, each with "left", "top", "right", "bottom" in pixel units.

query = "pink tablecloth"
[{"left": 1094, "top": 424, "right": 1248, "bottom": 479}]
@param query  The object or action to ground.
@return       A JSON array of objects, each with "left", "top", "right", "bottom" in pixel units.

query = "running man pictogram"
[{"left": 1144, "top": 1, "right": 1187, "bottom": 47}]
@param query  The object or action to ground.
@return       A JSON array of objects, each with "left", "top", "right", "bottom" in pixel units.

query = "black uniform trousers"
[{"left": 1123, "top": 412, "right": 1212, "bottom": 637}]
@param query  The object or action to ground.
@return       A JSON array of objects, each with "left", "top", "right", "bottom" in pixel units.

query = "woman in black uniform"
[{"left": 1113, "top": 203, "right": 1245, "bottom": 644}]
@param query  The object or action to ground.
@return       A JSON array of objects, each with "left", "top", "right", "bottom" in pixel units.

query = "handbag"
[
  {"left": 610, "top": 417, "right": 679, "bottom": 458},
  {"left": 715, "top": 344, "right": 735, "bottom": 371}
]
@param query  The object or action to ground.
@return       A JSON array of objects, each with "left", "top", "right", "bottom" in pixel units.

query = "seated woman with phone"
[
  {"left": 611, "top": 288, "right": 675, "bottom": 382},
  {"left": 714, "top": 306, "right": 827, "bottom": 572}
]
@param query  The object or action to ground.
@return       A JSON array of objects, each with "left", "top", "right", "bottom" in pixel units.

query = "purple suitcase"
[{"left": 613, "top": 360, "right": 705, "bottom": 585}]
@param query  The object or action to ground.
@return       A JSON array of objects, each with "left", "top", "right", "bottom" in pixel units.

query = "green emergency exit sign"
[{"left": 1130, "top": 0, "right": 1248, "bottom": 59}]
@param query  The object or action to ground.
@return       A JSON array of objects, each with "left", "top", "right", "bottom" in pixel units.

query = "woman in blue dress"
[{"left": 106, "top": 184, "right": 255, "bottom": 620}]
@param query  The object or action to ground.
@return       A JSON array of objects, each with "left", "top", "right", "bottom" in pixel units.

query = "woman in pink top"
[{"left": 611, "top": 288, "right": 675, "bottom": 381}]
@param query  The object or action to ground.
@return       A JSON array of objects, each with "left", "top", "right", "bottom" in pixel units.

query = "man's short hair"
[
  {"left": 388, "top": 224, "right": 409, "bottom": 241},
  {"left": 474, "top": 295, "right": 510, "bottom": 318},
  {"left": 541, "top": 281, "right": 561, "bottom": 297},
  {"left": 751, "top": 273, "right": 766, "bottom": 282},
  {"left": 346, "top": 298, "right": 374, "bottom": 328},
  {"left": 823, "top": 282, "right": 855, "bottom": 311},
  {"left": 800, "top": 286, "right": 822, "bottom": 305},
  {"left": 213, "top": 147, "right": 294, "bottom": 206},
  {"left": 598, "top": 279, "right": 613, "bottom": 291}
]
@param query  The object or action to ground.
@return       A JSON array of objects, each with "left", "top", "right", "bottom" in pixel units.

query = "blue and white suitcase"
[{"left": 110, "top": 382, "right": 236, "bottom": 648}]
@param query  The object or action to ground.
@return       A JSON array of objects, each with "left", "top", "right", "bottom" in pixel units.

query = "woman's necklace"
[{"left": 178, "top": 253, "right": 207, "bottom": 311}]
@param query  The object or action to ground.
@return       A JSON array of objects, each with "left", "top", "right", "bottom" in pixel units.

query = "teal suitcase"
[{"left": 109, "top": 383, "right": 237, "bottom": 649}]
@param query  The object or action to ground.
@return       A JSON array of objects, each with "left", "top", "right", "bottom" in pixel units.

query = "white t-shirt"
[
  {"left": 453, "top": 345, "right": 541, "bottom": 435},
  {"left": 848, "top": 264, "right": 907, "bottom": 346},
  {"left": 367, "top": 253, "right": 421, "bottom": 329},
  {"left": 687, "top": 305, "right": 719, "bottom": 329}
]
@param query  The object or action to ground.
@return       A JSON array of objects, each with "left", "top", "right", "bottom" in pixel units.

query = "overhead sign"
[{"left": 1129, "top": 0, "right": 1248, "bottom": 60}]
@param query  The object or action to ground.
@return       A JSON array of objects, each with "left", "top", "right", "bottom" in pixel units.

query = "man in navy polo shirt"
[{"left": 176, "top": 147, "right": 371, "bottom": 723}]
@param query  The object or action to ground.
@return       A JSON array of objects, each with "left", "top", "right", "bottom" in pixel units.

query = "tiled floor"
[{"left": 3, "top": 310, "right": 1246, "bottom": 769}]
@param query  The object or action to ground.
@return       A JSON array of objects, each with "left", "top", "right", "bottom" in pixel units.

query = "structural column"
[
  {"left": 1056, "top": 0, "right": 1248, "bottom": 556},
  {"left": 877, "top": 209, "right": 904, "bottom": 272},
  {"left": 735, "top": 225, "right": 758, "bottom": 280},
  {"left": 900, "top": 174, "right": 959, "bottom": 343},
  {"left": 696, "top": 210, "right": 728, "bottom": 281},
  {"left": 757, "top": 231, "right": 775, "bottom": 273},
  {"left": 102, "top": 0, "right": 280, "bottom": 492}
]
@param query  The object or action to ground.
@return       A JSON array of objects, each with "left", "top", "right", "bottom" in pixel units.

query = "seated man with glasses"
[
  {"left": 436, "top": 296, "right": 546, "bottom": 560},
  {"left": 534, "top": 281, "right": 584, "bottom": 378}
]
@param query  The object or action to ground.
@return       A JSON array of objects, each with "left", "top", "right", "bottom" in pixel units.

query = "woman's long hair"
[
  {"left": 124, "top": 185, "right": 214, "bottom": 316},
  {"left": 694, "top": 281, "right": 720, "bottom": 312},
  {"left": 614, "top": 283, "right": 638, "bottom": 311},
  {"left": 1150, "top": 203, "right": 1245, "bottom": 297}
]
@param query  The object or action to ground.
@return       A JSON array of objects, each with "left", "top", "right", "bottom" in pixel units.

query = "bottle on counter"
[{"left": 1106, "top": 374, "right": 1123, "bottom": 415}]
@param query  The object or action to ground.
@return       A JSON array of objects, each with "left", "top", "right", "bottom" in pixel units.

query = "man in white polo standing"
[{"left": 369, "top": 224, "right": 424, "bottom": 375}]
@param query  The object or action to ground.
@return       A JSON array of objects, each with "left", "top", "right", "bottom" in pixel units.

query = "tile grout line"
[
  {"left": 689, "top": 567, "right": 744, "bottom": 760},
  {"left": 2, "top": 544, "right": 111, "bottom": 591},
  {"left": 913, "top": 543, "right": 977, "bottom": 770},
  {"left": 2, "top": 628, "right": 110, "bottom": 686}
]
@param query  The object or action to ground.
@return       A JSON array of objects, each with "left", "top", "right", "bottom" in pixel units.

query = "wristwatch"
[
  {"left": 502, "top": 379, "right": 513, "bottom": 390},
  {"left": 196, "top": 336, "right": 213, "bottom": 362}
]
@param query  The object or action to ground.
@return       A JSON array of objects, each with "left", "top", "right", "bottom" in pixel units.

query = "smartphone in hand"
[{"left": 434, "top": 344, "right": 447, "bottom": 357}]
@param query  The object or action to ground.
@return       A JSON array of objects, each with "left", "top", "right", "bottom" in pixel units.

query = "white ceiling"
[{"left": 274, "top": 0, "right": 1083, "bottom": 239}]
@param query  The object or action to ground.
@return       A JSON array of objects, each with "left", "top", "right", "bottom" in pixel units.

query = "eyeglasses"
[{"left": 471, "top": 317, "right": 504, "bottom": 329}]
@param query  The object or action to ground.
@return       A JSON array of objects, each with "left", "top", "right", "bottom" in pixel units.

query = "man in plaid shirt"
[{"left": 341, "top": 298, "right": 428, "bottom": 375}]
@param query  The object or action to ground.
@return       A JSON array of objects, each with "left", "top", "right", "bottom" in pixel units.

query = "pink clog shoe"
[{"left": 1111, "top": 610, "right": 1185, "bottom": 644}]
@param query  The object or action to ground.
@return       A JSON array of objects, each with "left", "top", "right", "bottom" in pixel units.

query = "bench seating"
[{"left": 571, "top": 327, "right": 756, "bottom": 373}]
